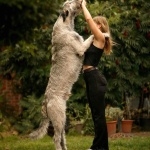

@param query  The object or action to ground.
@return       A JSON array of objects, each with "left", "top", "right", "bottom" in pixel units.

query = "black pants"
[{"left": 83, "top": 69, "right": 109, "bottom": 150}]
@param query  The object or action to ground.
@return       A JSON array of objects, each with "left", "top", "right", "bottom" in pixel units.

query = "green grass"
[{"left": 0, "top": 134, "right": 150, "bottom": 150}]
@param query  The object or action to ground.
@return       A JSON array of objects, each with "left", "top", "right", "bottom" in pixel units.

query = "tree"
[
  {"left": 0, "top": 0, "right": 64, "bottom": 97},
  {"left": 0, "top": 0, "right": 64, "bottom": 131},
  {"left": 105, "top": 0, "right": 150, "bottom": 104},
  {"left": 75, "top": 0, "right": 150, "bottom": 105},
  {"left": 0, "top": 0, "right": 149, "bottom": 133},
  {"left": 0, "top": 0, "right": 63, "bottom": 45}
]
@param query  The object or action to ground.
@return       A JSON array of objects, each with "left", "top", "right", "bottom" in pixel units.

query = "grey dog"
[{"left": 29, "top": 0, "right": 93, "bottom": 150}]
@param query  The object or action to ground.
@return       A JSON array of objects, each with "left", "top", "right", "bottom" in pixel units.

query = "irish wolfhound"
[{"left": 29, "top": 0, "right": 93, "bottom": 150}]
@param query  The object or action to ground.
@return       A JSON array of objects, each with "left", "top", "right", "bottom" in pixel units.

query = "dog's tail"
[{"left": 29, "top": 118, "right": 49, "bottom": 139}]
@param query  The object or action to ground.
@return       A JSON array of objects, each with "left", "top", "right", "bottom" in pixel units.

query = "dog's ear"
[{"left": 61, "top": 10, "right": 69, "bottom": 22}]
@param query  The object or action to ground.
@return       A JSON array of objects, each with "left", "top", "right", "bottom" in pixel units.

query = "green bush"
[{"left": 14, "top": 94, "right": 43, "bottom": 134}]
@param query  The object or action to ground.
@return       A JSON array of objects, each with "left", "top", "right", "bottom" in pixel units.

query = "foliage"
[
  {"left": 0, "top": 117, "right": 12, "bottom": 132},
  {"left": 0, "top": 27, "right": 52, "bottom": 97},
  {"left": 67, "top": 78, "right": 95, "bottom": 135},
  {"left": 0, "top": 96, "right": 13, "bottom": 132},
  {"left": 87, "top": 0, "right": 150, "bottom": 104},
  {"left": 105, "top": 104, "right": 123, "bottom": 121},
  {"left": 67, "top": 90, "right": 94, "bottom": 135},
  {"left": 138, "top": 83, "right": 150, "bottom": 119},
  {"left": 82, "top": 104, "right": 94, "bottom": 135},
  {"left": 130, "top": 83, "right": 150, "bottom": 121},
  {"left": 67, "top": 76, "right": 87, "bottom": 121},
  {"left": 114, "top": 0, "right": 149, "bottom": 100},
  {"left": 75, "top": 0, "right": 150, "bottom": 132},
  {"left": 13, "top": 94, "right": 43, "bottom": 133},
  {"left": 0, "top": 0, "right": 62, "bottom": 45},
  {"left": 0, "top": 0, "right": 150, "bottom": 133},
  {"left": 0, "top": 0, "right": 63, "bottom": 97}
]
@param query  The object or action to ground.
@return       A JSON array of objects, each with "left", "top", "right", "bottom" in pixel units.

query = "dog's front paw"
[
  {"left": 88, "top": 35, "right": 94, "bottom": 44},
  {"left": 90, "top": 34, "right": 94, "bottom": 38}
]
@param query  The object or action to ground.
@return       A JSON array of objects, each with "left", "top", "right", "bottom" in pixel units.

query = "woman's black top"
[{"left": 83, "top": 43, "right": 103, "bottom": 67}]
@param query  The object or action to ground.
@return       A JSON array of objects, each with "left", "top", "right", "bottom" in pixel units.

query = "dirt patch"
[{"left": 109, "top": 132, "right": 150, "bottom": 139}]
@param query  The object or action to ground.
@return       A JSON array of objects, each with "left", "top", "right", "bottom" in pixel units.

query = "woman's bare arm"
[{"left": 81, "top": 0, "right": 105, "bottom": 48}]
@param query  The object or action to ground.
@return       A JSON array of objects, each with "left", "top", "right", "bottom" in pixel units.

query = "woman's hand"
[{"left": 81, "top": 0, "right": 87, "bottom": 7}]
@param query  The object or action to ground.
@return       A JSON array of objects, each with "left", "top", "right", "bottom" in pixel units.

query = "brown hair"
[{"left": 93, "top": 16, "right": 113, "bottom": 55}]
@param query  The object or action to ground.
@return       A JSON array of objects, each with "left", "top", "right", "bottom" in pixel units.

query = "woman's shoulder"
[{"left": 93, "top": 38, "right": 105, "bottom": 50}]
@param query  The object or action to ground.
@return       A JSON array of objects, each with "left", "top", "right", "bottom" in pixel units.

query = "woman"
[{"left": 81, "top": 0, "right": 113, "bottom": 150}]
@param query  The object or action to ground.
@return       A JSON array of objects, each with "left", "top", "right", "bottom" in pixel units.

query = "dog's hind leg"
[
  {"left": 47, "top": 100, "right": 67, "bottom": 150},
  {"left": 53, "top": 119, "right": 67, "bottom": 150},
  {"left": 61, "top": 128, "right": 67, "bottom": 150}
]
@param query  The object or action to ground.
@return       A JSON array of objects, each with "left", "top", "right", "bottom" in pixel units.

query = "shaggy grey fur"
[{"left": 29, "top": 0, "right": 93, "bottom": 150}]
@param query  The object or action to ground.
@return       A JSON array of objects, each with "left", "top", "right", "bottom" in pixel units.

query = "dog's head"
[{"left": 61, "top": 0, "right": 82, "bottom": 22}]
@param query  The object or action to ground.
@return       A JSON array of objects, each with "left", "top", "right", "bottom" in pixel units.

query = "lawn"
[{"left": 0, "top": 134, "right": 150, "bottom": 150}]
